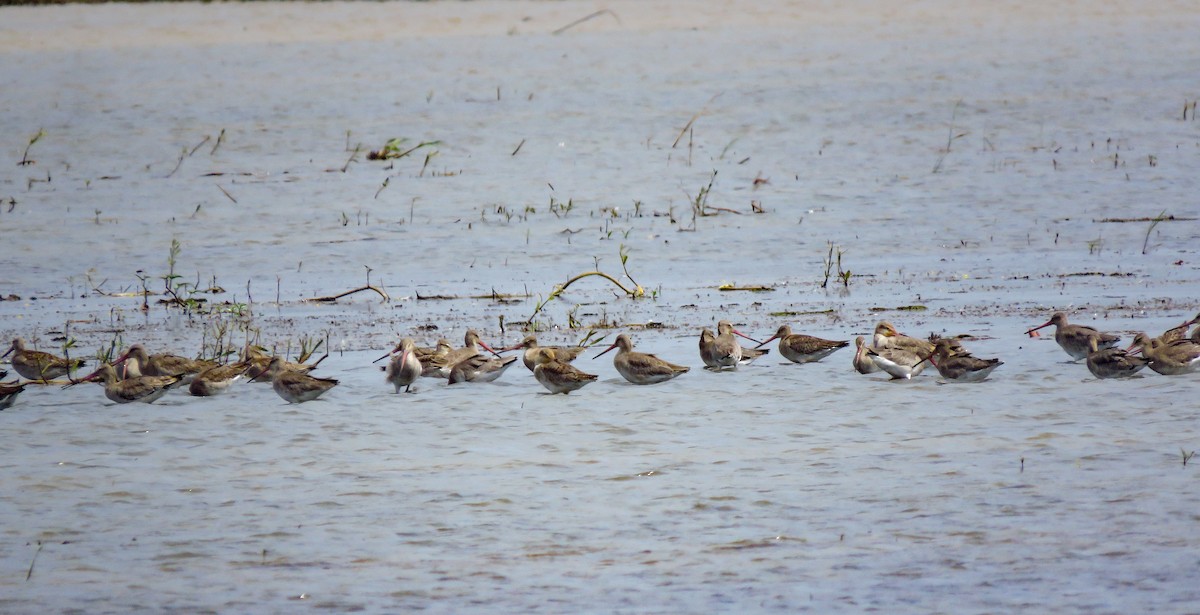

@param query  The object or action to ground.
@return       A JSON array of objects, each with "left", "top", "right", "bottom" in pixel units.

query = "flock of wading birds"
[{"left": 1, "top": 311, "right": 1199, "bottom": 408}]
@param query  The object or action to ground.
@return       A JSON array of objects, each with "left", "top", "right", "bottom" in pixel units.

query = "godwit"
[
  {"left": 852, "top": 336, "right": 880, "bottom": 374},
  {"left": 425, "top": 330, "right": 500, "bottom": 379},
  {"left": 447, "top": 354, "right": 518, "bottom": 384},
  {"left": 265, "top": 356, "right": 338, "bottom": 403},
  {"left": 758, "top": 325, "right": 848, "bottom": 364},
  {"left": 115, "top": 344, "right": 216, "bottom": 382},
  {"left": 710, "top": 320, "right": 765, "bottom": 369},
  {"left": 3, "top": 338, "right": 85, "bottom": 381},
  {"left": 188, "top": 362, "right": 251, "bottom": 397},
  {"left": 1026, "top": 312, "right": 1119, "bottom": 361},
  {"left": 594, "top": 333, "right": 689, "bottom": 385},
  {"left": 385, "top": 338, "right": 422, "bottom": 393},
  {"left": 244, "top": 345, "right": 317, "bottom": 382},
  {"left": 503, "top": 335, "right": 587, "bottom": 372},
  {"left": 1129, "top": 333, "right": 1200, "bottom": 376},
  {"left": 0, "top": 381, "right": 26, "bottom": 410},
  {"left": 699, "top": 328, "right": 768, "bottom": 369},
  {"left": 532, "top": 348, "right": 598, "bottom": 394},
  {"left": 1085, "top": 337, "right": 1148, "bottom": 379},
  {"left": 872, "top": 322, "right": 934, "bottom": 355},
  {"left": 928, "top": 338, "right": 1003, "bottom": 382},
  {"left": 414, "top": 339, "right": 453, "bottom": 377},
  {"left": 862, "top": 345, "right": 928, "bottom": 380},
  {"left": 1157, "top": 312, "right": 1200, "bottom": 343},
  {"left": 82, "top": 363, "right": 183, "bottom": 404}
]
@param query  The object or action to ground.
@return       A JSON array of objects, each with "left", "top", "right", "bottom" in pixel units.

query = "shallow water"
[{"left": 2, "top": 1, "right": 1199, "bottom": 612}]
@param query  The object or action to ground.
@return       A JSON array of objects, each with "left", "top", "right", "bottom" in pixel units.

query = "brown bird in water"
[
  {"left": 1084, "top": 337, "right": 1148, "bottom": 379},
  {"left": 244, "top": 344, "right": 318, "bottom": 382},
  {"left": 264, "top": 356, "right": 338, "bottom": 403},
  {"left": 758, "top": 325, "right": 847, "bottom": 364},
  {"left": 1128, "top": 332, "right": 1200, "bottom": 376},
  {"left": 384, "top": 338, "right": 422, "bottom": 393},
  {"left": 503, "top": 335, "right": 587, "bottom": 372},
  {"left": 3, "top": 338, "right": 86, "bottom": 381},
  {"left": 115, "top": 343, "right": 216, "bottom": 382},
  {"left": 872, "top": 321, "right": 934, "bottom": 356},
  {"left": 1026, "top": 312, "right": 1119, "bottom": 361},
  {"left": 927, "top": 338, "right": 1003, "bottom": 383},
  {"left": 594, "top": 333, "right": 689, "bottom": 385},
  {"left": 425, "top": 330, "right": 502, "bottom": 379},
  {"left": 82, "top": 362, "right": 184, "bottom": 404},
  {"left": 0, "top": 380, "right": 27, "bottom": 410},
  {"left": 531, "top": 348, "right": 598, "bottom": 394},
  {"left": 188, "top": 361, "right": 252, "bottom": 397}
]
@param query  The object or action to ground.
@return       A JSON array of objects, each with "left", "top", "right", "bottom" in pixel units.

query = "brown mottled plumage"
[
  {"left": 760, "top": 325, "right": 847, "bottom": 364},
  {"left": 504, "top": 335, "right": 587, "bottom": 372},
  {"left": 86, "top": 362, "right": 183, "bottom": 404},
  {"left": 1130, "top": 332, "right": 1200, "bottom": 376},
  {"left": 594, "top": 333, "right": 688, "bottom": 385},
  {"left": 1085, "top": 337, "right": 1147, "bottom": 379},
  {"left": 3, "top": 338, "right": 85, "bottom": 381},
  {"left": 1026, "top": 312, "right": 1120, "bottom": 361},
  {"left": 928, "top": 339, "right": 1003, "bottom": 382},
  {"left": 266, "top": 356, "right": 338, "bottom": 403},
  {"left": 532, "top": 348, "right": 598, "bottom": 394},
  {"left": 872, "top": 322, "right": 934, "bottom": 356},
  {"left": 116, "top": 344, "right": 216, "bottom": 382}
]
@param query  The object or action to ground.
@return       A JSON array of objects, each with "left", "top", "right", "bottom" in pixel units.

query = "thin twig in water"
[
  {"left": 552, "top": 9, "right": 620, "bottom": 35},
  {"left": 18, "top": 129, "right": 45, "bottom": 166},
  {"left": 931, "top": 98, "right": 965, "bottom": 174},
  {"left": 188, "top": 136, "right": 211, "bottom": 157},
  {"left": 165, "top": 147, "right": 187, "bottom": 178},
  {"left": 671, "top": 92, "right": 723, "bottom": 148},
  {"left": 210, "top": 128, "right": 226, "bottom": 155},
  {"left": 305, "top": 285, "right": 390, "bottom": 303},
  {"left": 216, "top": 184, "right": 237, "bottom": 204},
  {"left": 26, "top": 542, "right": 42, "bottom": 581},
  {"left": 1142, "top": 209, "right": 1168, "bottom": 255},
  {"left": 341, "top": 144, "right": 361, "bottom": 173}
]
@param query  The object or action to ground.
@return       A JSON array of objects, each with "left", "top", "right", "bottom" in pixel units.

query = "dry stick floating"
[
  {"left": 551, "top": 9, "right": 620, "bottom": 35},
  {"left": 210, "top": 128, "right": 226, "bottom": 155},
  {"left": 188, "top": 135, "right": 211, "bottom": 157},
  {"left": 18, "top": 129, "right": 44, "bottom": 166},
  {"left": 932, "top": 98, "right": 965, "bottom": 174},
  {"left": 1142, "top": 209, "right": 1169, "bottom": 255},
  {"left": 526, "top": 270, "right": 644, "bottom": 328},
  {"left": 671, "top": 92, "right": 723, "bottom": 149},
  {"left": 305, "top": 285, "right": 390, "bottom": 303},
  {"left": 26, "top": 541, "right": 42, "bottom": 581},
  {"left": 341, "top": 144, "right": 360, "bottom": 173},
  {"left": 165, "top": 147, "right": 187, "bottom": 178},
  {"left": 216, "top": 184, "right": 237, "bottom": 204},
  {"left": 512, "top": 138, "right": 526, "bottom": 156}
]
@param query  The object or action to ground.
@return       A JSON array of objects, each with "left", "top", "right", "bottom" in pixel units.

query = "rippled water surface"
[{"left": 2, "top": 1, "right": 1199, "bottom": 612}]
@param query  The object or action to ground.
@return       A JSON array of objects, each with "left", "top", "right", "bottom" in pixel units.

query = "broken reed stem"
[
  {"left": 188, "top": 135, "right": 211, "bottom": 157},
  {"left": 551, "top": 9, "right": 620, "bottom": 35},
  {"left": 165, "top": 147, "right": 187, "bottom": 178},
  {"left": 1141, "top": 209, "right": 1167, "bottom": 255},
  {"left": 26, "top": 542, "right": 43, "bottom": 581},
  {"left": 341, "top": 144, "right": 361, "bottom": 173},
  {"left": 931, "top": 98, "right": 963, "bottom": 174},
  {"left": 19, "top": 129, "right": 45, "bottom": 166},
  {"left": 216, "top": 184, "right": 237, "bottom": 204},
  {"left": 305, "top": 285, "right": 390, "bottom": 303},
  {"left": 210, "top": 128, "right": 226, "bottom": 155},
  {"left": 525, "top": 270, "right": 643, "bottom": 329}
]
